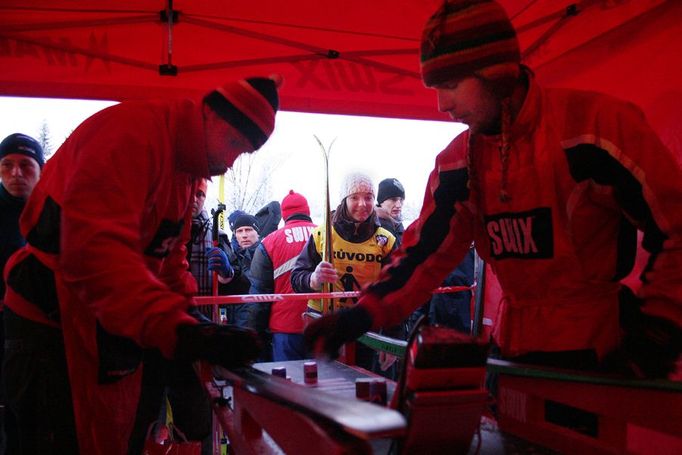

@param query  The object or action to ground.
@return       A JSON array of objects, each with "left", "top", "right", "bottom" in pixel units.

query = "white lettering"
[
  {"left": 518, "top": 217, "right": 538, "bottom": 253},
  {"left": 487, "top": 221, "right": 503, "bottom": 255}
]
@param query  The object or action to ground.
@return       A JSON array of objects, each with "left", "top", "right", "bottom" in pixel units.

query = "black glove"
[
  {"left": 601, "top": 314, "right": 681, "bottom": 379},
  {"left": 304, "top": 306, "right": 373, "bottom": 359},
  {"left": 175, "top": 323, "right": 262, "bottom": 368}
]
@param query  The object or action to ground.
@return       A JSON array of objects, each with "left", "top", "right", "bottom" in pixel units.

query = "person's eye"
[{"left": 438, "top": 80, "right": 460, "bottom": 90}]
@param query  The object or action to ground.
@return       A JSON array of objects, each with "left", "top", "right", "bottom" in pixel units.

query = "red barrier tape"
[{"left": 193, "top": 285, "right": 473, "bottom": 306}]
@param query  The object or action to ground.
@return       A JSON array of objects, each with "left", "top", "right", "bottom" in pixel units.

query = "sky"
[{"left": 0, "top": 96, "right": 466, "bottom": 226}]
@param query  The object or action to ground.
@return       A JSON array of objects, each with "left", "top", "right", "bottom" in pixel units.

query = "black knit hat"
[
  {"left": 232, "top": 213, "right": 259, "bottom": 233},
  {"left": 203, "top": 75, "right": 281, "bottom": 150},
  {"left": 0, "top": 133, "right": 45, "bottom": 168},
  {"left": 377, "top": 178, "right": 405, "bottom": 205}
]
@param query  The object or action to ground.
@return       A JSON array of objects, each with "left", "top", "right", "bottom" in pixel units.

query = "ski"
[{"left": 313, "top": 135, "right": 337, "bottom": 314}]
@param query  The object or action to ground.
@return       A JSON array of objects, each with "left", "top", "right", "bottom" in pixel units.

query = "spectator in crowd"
[
  {"left": 0, "top": 133, "right": 44, "bottom": 454},
  {"left": 2, "top": 75, "right": 280, "bottom": 453},
  {"left": 407, "top": 245, "right": 476, "bottom": 336},
  {"left": 250, "top": 190, "right": 317, "bottom": 361},
  {"left": 227, "top": 209, "right": 247, "bottom": 252},
  {"left": 208, "top": 212, "right": 271, "bottom": 359},
  {"left": 225, "top": 201, "right": 281, "bottom": 254},
  {"left": 187, "top": 178, "right": 222, "bottom": 297},
  {"left": 375, "top": 177, "right": 406, "bottom": 241},
  {"left": 291, "top": 172, "right": 398, "bottom": 372},
  {"left": 186, "top": 180, "right": 249, "bottom": 310},
  {"left": 305, "top": 0, "right": 682, "bottom": 380}
]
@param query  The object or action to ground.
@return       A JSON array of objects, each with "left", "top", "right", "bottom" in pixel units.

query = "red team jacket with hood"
[
  {"left": 260, "top": 218, "right": 316, "bottom": 333},
  {"left": 3, "top": 98, "right": 208, "bottom": 453},
  {"left": 359, "top": 72, "right": 682, "bottom": 359}
]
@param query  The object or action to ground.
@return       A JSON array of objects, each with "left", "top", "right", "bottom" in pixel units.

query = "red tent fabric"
[{"left": 1, "top": 0, "right": 680, "bottom": 149}]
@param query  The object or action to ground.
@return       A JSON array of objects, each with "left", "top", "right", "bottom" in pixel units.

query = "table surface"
[
  {"left": 251, "top": 359, "right": 557, "bottom": 455},
  {"left": 254, "top": 359, "right": 397, "bottom": 402}
]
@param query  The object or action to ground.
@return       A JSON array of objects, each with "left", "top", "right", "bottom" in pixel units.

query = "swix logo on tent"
[
  {"left": 0, "top": 33, "right": 110, "bottom": 72},
  {"left": 284, "top": 226, "right": 315, "bottom": 244},
  {"left": 291, "top": 60, "right": 414, "bottom": 95},
  {"left": 484, "top": 207, "right": 553, "bottom": 260},
  {"left": 145, "top": 219, "right": 184, "bottom": 259}
]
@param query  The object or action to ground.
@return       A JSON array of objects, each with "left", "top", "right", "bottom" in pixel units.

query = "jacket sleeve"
[
  {"left": 359, "top": 138, "right": 476, "bottom": 329},
  {"left": 249, "top": 243, "right": 274, "bottom": 294},
  {"left": 594, "top": 101, "right": 682, "bottom": 326},
  {"left": 290, "top": 235, "right": 322, "bottom": 293},
  {"left": 217, "top": 243, "right": 250, "bottom": 295},
  {"left": 59, "top": 111, "right": 196, "bottom": 359}
]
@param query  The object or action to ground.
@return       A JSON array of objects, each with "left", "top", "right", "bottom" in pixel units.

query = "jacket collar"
[{"left": 508, "top": 67, "right": 542, "bottom": 141}]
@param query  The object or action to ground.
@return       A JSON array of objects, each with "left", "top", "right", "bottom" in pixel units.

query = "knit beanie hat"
[
  {"left": 228, "top": 210, "right": 247, "bottom": 231},
  {"left": 203, "top": 75, "right": 281, "bottom": 150},
  {"left": 420, "top": 0, "right": 521, "bottom": 88},
  {"left": 281, "top": 190, "right": 310, "bottom": 220},
  {"left": 377, "top": 178, "right": 405, "bottom": 205},
  {"left": 232, "top": 213, "right": 259, "bottom": 232},
  {"left": 0, "top": 133, "right": 45, "bottom": 168},
  {"left": 339, "top": 172, "right": 374, "bottom": 201}
]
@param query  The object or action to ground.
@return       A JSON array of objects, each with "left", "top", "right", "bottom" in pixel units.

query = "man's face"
[
  {"left": 0, "top": 153, "right": 41, "bottom": 198},
  {"left": 435, "top": 76, "right": 501, "bottom": 134},
  {"left": 346, "top": 191, "right": 375, "bottom": 223},
  {"left": 236, "top": 226, "right": 258, "bottom": 248},
  {"left": 203, "top": 105, "right": 255, "bottom": 176},
  {"left": 191, "top": 187, "right": 206, "bottom": 218},
  {"left": 380, "top": 196, "right": 404, "bottom": 220}
]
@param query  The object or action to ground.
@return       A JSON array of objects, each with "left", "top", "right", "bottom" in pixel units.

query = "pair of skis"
[{"left": 314, "top": 135, "right": 336, "bottom": 314}]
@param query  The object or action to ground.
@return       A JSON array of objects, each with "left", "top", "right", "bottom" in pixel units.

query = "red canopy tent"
[
  {"left": 1, "top": 4, "right": 680, "bottom": 448},
  {"left": 1, "top": 0, "right": 680, "bottom": 152}
]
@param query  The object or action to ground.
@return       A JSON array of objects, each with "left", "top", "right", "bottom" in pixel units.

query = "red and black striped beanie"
[
  {"left": 204, "top": 75, "right": 280, "bottom": 150},
  {"left": 420, "top": 0, "right": 520, "bottom": 87}
]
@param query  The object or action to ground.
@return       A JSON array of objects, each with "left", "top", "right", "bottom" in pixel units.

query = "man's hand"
[
  {"left": 206, "top": 247, "right": 234, "bottom": 278},
  {"left": 175, "top": 323, "right": 261, "bottom": 368},
  {"left": 304, "top": 306, "right": 373, "bottom": 359},
  {"left": 310, "top": 261, "right": 338, "bottom": 290}
]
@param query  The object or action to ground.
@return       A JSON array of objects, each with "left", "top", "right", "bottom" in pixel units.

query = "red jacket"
[
  {"left": 252, "top": 218, "right": 316, "bottom": 333},
  {"left": 4, "top": 99, "right": 210, "bottom": 358},
  {"left": 360, "top": 71, "right": 682, "bottom": 358},
  {"left": 3, "top": 98, "right": 216, "bottom": 454}
]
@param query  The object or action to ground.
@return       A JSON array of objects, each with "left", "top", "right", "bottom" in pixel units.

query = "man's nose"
[
  {"left": 437, "top": 90, "right": 453, "bottom": 113},
  {"left": 10, "top": 165, "right": 22, "bottom": 176}
]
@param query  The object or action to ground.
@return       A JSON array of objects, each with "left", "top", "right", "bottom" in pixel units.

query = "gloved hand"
[
  {"left": 175, "top": 323, "right": 262, "bottom": 368},
  {"left": 206, "top": 247, "right": 234, "bottom": 278},
  {"left": 601, "top": 314, "right": 682, "bottom": 379},
  {"left": 304, "top": 305, "right": 373, "bottom": 359},
  {"left": 309, "top": 261, "right": 338, "bottom": 290}
]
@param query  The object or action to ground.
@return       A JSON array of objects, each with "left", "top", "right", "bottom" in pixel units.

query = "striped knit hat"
[
  {"left": 420, "top": 0, "right": 520, "bottom": 88},
  {"left": 204, "top": 75, "right": 281, "bottom": 150}
]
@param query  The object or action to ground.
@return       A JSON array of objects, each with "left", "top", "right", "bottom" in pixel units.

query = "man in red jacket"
[
  {"left": 250, "top": 190, "right": 317, "bottom": 361},
  {"left": 305, "top": 0, "right": 682, "bottom": 379},
  {"left": 2, "top": 75, "right": 281, "bottom": 453}
]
